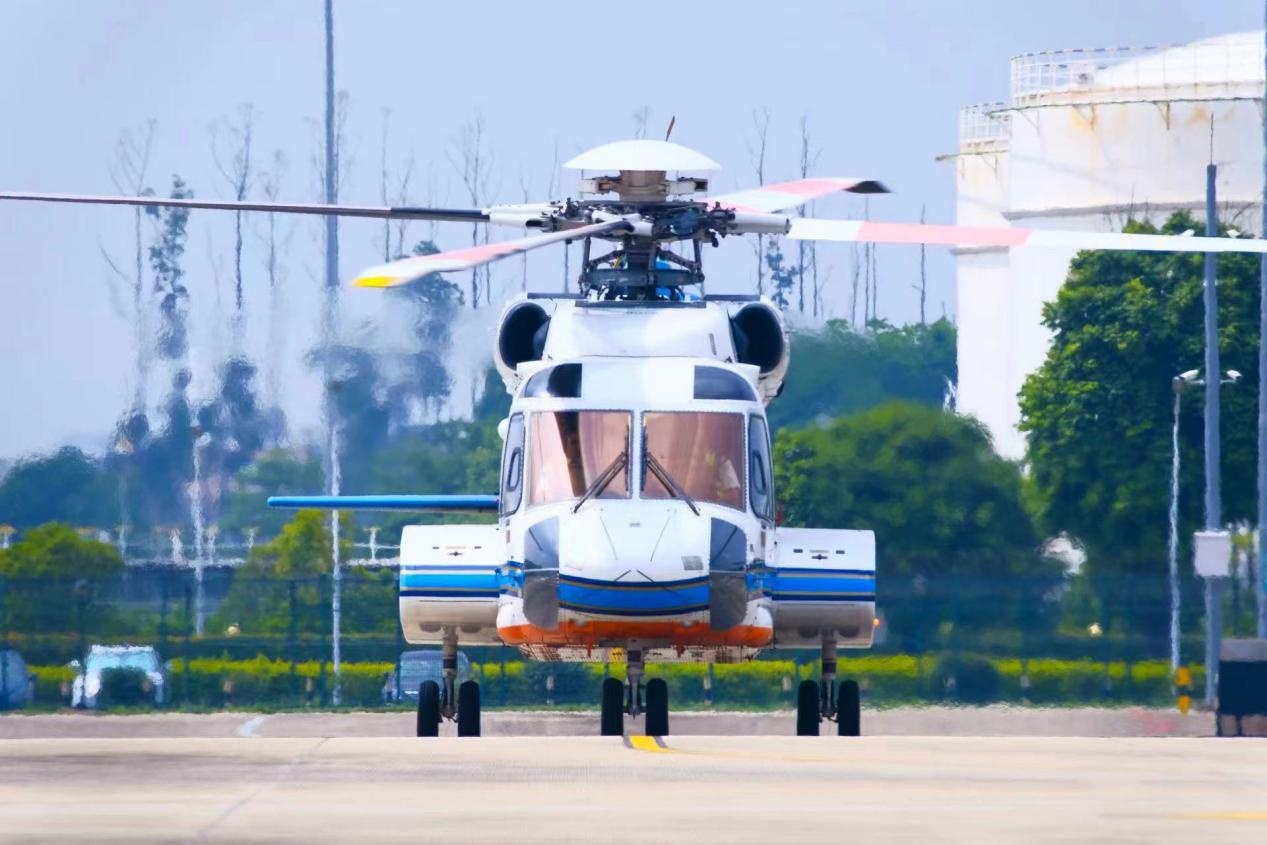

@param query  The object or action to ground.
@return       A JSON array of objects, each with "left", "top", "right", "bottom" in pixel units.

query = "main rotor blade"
[
  {"left": 354, "top": 219, "right": 633, "bottom": 288},
  {"left": 710, "top": 178, "right": 889, "bottom": 214},
  {"left": 787, "top": 218, "right": 1267, "bottom": 255},
  {"left": 0, "top": 190, "right": 489, "bottom": 222}
]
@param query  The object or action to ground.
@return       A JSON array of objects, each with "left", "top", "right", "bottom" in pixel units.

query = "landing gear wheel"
[
  {"left": 796, "top": 679, "right": 820, "bottom": 736},
  {"left": 644, "top": 677, "right": 669, "bottom": 736},
  {"left": 417, "top": 680, "right": 441, "bottom": 738},
  {"left": 837, "top": 679, "right": 860, "bottom": 737},
  {"left": 600, "top": 677, "right": 624, "bottom": 736},
  {"left": 457, "top": 680, "right": 481, "bottom": 737}
]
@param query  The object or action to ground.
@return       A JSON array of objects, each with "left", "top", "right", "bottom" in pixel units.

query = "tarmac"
[{"left": 1, "top": 709, "right": 1265, "bottom": 844}]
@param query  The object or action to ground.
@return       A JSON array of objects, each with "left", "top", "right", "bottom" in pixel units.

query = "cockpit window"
[
  {"left": 748, "top": 415, "right": 774, "bottom": 521},
  {"left": 500, "top": 414, "right": 525, "bottom": 516},
  {"left": 527, "top": 411, "right": 630, "bottom": 507},
  {"left": 642, "top": 412, "right": 745, "bottom": 511}
]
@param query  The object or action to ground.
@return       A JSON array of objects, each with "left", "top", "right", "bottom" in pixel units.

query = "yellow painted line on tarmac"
[
  {"left": 624, "top": 735, "right": 673, "bottom": 753},
  {"left": 1170, "top": 811, "right": 1267, "bottom": 822}
]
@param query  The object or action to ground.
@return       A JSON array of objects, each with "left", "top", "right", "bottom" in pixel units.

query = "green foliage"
[
  {"left": 769, "top": 319, "right": 956, "bottom": 431},
  {"left": 220, "top": 448, "right": 323, "bottom": 537},
  {"left": 1020, "top": 213, "right": 1260, "bottom": 624},
  {"left": 0, "top": 523, "right": 124, "bottom": 634},
  {"left": 28, "top": 655, "right": 1188, "bottom": 709},
  {"left": 775, "top": 402, "right": 1059, "bottom": 644},
  {"left": 0, "top": 448, "right": 115, "bottom": 530},
  {"left": 211, "top": 511, "right": 397, "bottom": 636},
  {"left": 164, "top": 656, "right": 393, "bottom": 708},
  {"left": 98, "top": 666, "right": 151, "bottom": 708},
  {"left": 0, "top": 523, "right": 123, "bottom": 580},
  {"left": 932, "top": 654, "right": 1000, "bottom": 704}
]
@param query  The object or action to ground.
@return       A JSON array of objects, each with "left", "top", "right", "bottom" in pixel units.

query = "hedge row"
[{"left": 24, "top": 654, "right": 1197, "bottom": 709}]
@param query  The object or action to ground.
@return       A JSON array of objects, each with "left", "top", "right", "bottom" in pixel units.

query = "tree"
[
  {"left": 0, "top": 523, "right": 124, "bottom": 633},
  {"left": 214, "top": 509, "right": 353, "bottom": 635},
  {"left": 746, "top": 106, "right": 771, "bottom": 296},
  {"left": 767, "top": 319, "right": 956, "bottom": 432},
  {"left": 775, "top": 402, "right": 1056, "bottom": 646},
  {"left": 0, "top": 449, "right": 115, "bottom": 530},
  {"left": 220, "top": 448, "right": 323, "bottom": 538},
  {"left": 385, "top": 240, "right": 463, "bottom": 424},
  {"left": 449, "top": 113, "right": 494, "bottom": 308},
  {"left": 765, "top": 238, "right": 797, "bottom": 310},
  {"left": 1019, "top": 213, "right": 1260, "bottom": 633},
  {"left": 210, "top": 103, "right": 255, "bottom": 346},
  {"left": 103, "top": 120, "right": 157, "bottom": 412}
]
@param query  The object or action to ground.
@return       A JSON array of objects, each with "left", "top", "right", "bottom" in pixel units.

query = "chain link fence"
[{"left": 1, "top": 562, "right": 1242, "bottom": 710}]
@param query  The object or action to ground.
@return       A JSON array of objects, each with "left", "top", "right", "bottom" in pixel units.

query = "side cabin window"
[
  {"left": 643, "top": 412, "right": 745, "bottom": 512},
  {"left": 748, "top": 415, "right": 774, "bottom": 522},
  {"left": 500, "top": 414, "right": 526, "bottom": 516},
  {"left": 527, "top": 411, "right": 631, "bottom": 507}
]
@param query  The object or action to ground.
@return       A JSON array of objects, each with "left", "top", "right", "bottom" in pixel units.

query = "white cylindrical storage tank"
[
  {"left": 955, "top": 31, "right": 1266, "bottom": 459},
  {"left": 953, "top": 104, "right": 1017, "bottom": 454}
]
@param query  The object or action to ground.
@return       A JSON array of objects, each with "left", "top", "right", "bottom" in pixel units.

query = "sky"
[{"left": 0, "top": 0, "right": 1261, "bottom": 459}]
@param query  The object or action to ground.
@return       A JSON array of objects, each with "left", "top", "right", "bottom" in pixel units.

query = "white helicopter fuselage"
[{"left": 398, "top": 296, "right": 876, "bottom": 663}]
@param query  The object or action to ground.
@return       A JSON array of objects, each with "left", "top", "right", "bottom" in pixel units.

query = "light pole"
[
  {"left": 1169, "top": 369, "right": 1201, "bottom": 676},
  {"left": 189, "top": 431, "right": 213, "bottom": 637},
  {"left": 1169, "top": 370, "right": 1240, "bottom": 685}
]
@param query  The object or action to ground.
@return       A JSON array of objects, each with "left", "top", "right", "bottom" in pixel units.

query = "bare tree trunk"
[
  {"left": 632, "top": 106, "right": 651, "bottom": 139},
  {"left": 449, "top": 113, "right": 493, "bottom": 309},
  {"left": 796, "top": 114, "right": 820, "bottom": 315},
  {"left": 211, "top": 103, "right": 255, "bottom": 351},
  {"left": 747, "top": 106, "right": 771, "bottom": 297},
  {"left": 107, "top": 120, "right": 157, "bottom": 412},
  {"left": 257, "top": 151, "right": 290, "bottom": 416},
  {"left": 917, "top": 203, "right": 927, "bottom": 324},
  {"left": 849, "top": 238, "right": 860, "bottom": 328}
]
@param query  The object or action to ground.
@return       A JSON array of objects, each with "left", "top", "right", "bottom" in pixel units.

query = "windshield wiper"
[
  {"left": 645, "top": 452, "right": 701, "bottom": 516},
  {"left": 572, "top": 450, "right": 628, "bottom": 513}
]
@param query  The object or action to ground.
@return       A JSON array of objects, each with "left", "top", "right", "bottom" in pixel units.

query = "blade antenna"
[{"left": 664, "top": 116, "right": 676, "bottom": 142}]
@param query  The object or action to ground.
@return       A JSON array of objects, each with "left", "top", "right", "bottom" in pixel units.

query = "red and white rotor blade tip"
[
  {"left": 709, "top": 178, "right": 888, "bottom": 214},
  {"left": 787, "top": 218, "right": 1267, "bottom": 254},
  {"left": 353, "top": 219, "right": 630, "bottom": 288}
]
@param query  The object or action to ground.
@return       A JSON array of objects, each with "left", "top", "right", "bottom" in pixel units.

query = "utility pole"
[
  {"left": 1256, "top": 6, "right": 1267, "bottom": 639},
  {"left": 1203, "top": 161, "right": 1223, "bottom": 707},
  {"left": 322, "top": 0, "right": 343, "bottom": 707}
]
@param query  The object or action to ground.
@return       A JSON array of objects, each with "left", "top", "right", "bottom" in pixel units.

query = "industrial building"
[{"left": 954, "top": 31, "right": 1265, "bottom": 458}]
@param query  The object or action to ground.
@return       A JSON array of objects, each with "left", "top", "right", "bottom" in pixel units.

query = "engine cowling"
[
  {"left": 728, "top": 301, "right": 789, "bottom": 402},
  {"left": 493, "top": 298, "right": 553, "bottom": 392}
]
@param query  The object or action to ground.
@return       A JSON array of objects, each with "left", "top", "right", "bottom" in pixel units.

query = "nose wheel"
[
  {"left": 598, "top": 648, "right": 670, "bottom": 736},
  {"left": 796, "top": 639, "right": 861, "bottom": 736}
]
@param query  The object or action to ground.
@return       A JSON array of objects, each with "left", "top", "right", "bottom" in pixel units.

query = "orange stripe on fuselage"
[{"left": 498, "top": 620, "right": 772, "bottom": 648}]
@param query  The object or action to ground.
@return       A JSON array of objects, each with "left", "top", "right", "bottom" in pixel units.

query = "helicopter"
[{"left": 5, "top": 138, "right": 1267, "bottom": 739}]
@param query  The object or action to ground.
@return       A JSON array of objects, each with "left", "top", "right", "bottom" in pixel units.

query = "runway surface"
[{"left": 2, "top": 733, "right": 1266, "bottom": 844}]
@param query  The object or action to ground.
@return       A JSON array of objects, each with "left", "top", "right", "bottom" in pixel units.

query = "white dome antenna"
[{"left": 565, "top": 140, "right": 719, "bottom": 201}]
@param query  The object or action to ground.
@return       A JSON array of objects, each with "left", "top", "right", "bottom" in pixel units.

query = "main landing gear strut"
[
  {"left": 416, "top": 632, "right": 481, "bottom": 737},
  {"left": 600, "top": 647, "right": 670, "bottom": 736},
  {"left": 797, "top": 638, "right": 861, "bottom": 736}
]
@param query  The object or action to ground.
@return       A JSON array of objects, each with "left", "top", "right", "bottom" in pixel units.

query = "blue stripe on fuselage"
[{"left": 557, "top": 574, "right": 709, "bottom": 616}]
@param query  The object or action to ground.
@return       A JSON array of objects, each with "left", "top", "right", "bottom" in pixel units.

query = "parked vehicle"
[
  {"left": 71, "top": 645, "right": 167, "bottom": 709},
  {"left": 0, "top": 649, "right": 34, "bottom": 710},
  {"left": 382, "top": 650, "right": 471, "bottom": 703}
]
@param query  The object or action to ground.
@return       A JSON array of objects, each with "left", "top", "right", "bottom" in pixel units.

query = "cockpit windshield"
[
  {"left": 527, "top": 411, "right": 631, "bottom": 506},
  {"left": 643, "top": 412, "right": 745, "bottom": 511}
]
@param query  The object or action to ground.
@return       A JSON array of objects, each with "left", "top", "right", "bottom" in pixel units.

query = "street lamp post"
[
  {"left": 1169, "top": 369, "right": 1240, "bottom": 686},
  {"left": 1169, "top": 370, "right": 1201, "bottom": 675}
]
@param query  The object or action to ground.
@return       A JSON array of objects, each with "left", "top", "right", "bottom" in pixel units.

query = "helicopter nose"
[{"left": 560, "top": 506, "right": 709, "bottom": 579}]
